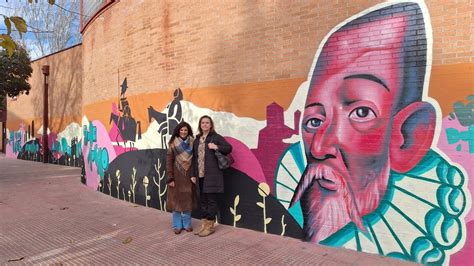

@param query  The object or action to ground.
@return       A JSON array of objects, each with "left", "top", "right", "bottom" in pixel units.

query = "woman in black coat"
[{"left": 191, "top": 115, "right": 232, "bottom": 237}]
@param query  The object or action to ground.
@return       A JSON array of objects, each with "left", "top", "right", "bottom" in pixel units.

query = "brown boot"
[
  {"left": 198, "top": 219, "right": 215, "bottom": 237},
  {"left": 194, "top": 219, "right": 207, "bottom": 235}
]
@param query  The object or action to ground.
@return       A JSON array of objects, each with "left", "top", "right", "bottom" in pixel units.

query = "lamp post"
[
  {"left": 42, "top": 65, "right": 49, "bottom": 163},
  {"left": 0, "top": 98, "right": 6, "bottom": 153}
]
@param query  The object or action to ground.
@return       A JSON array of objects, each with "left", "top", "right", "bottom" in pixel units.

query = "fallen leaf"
[
  {"left": 8, "top": 257, "right": 24, "bottom": 262},
  {"left": 122, "top": 236, "right": 133, "bottom": 244},
  {"left": 60, "top": 207, "right": 69, "bottom": 210}
]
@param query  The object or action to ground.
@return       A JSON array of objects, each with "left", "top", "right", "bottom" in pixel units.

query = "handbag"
[
  {"left": 215, "top": 150, "right": 234, "bottom": 170},
  {"left": 211, "top": 135, "right": 234, "bottom": 170}
]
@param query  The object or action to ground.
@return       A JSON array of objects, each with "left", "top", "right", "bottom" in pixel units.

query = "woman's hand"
[
  {"left": 168, "top": 181, "right": 175, "bottom": 187},
  {"left": 190, "top": 177, "right": 197, "bottom": 184},
  {"left": 208, "top": 143, "right": 218, "bottom": 150}
]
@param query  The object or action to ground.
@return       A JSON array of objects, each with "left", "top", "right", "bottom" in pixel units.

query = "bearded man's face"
[{"left": 295, "top": 15, "right": 408, "bottom": 243}]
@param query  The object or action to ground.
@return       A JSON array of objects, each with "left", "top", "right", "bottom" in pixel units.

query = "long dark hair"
[
  {"left": 197, "top": 115, "right": 215, "bottom": 136},
  {"left": 168, "top": 121, "right": 194, "bottom": 145}
]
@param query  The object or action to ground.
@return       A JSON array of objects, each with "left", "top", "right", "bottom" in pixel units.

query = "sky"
[{"left": 0, "top": 1, "right": 81, "bottom": 60}]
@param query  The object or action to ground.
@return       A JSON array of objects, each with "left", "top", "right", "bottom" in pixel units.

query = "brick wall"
[
  {"left": 77, "top": 1, "right": 474, "bottom": 265},
  {"left": 7, "top": 45, "right": 82, "bottom": 136},
  {"left": 5, "top": 1, "right": 473, "bottom": 264},
  {"left": 81, "top": 0, "right": 473, "bottom": 105}
]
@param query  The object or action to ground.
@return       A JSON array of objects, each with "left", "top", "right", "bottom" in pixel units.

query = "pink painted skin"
[{"left": 292, "top": 15, "right": 434, "bottom": 243}]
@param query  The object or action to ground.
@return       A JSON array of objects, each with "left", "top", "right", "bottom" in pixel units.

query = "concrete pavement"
[{"left": 0, "top": 155, "right": 415, "bottom": 265}]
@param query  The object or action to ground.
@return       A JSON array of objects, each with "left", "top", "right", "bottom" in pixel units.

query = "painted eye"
[
  {"left": 305, "top": 118, "right": 323, "bottom": 129},
  {"left": 349, "top": 107, "right": 376, "bottom": 122}
]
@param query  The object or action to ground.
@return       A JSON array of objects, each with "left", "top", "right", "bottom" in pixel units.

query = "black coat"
[{"left": 192, "top": 132, "right": 232, "bottom": 193}]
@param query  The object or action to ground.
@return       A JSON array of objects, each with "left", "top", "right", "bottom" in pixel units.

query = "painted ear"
[{"left": 390, "top": 102, "right": 436, "bottom": 173}]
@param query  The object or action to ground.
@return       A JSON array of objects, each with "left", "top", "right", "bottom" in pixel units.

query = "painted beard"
[{"left": 292, "top": 163, "right": 365, "bottom": 243}]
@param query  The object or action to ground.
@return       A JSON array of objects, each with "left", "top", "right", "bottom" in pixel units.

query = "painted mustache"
[{"left": 290, "top": 164, "right": 343, "bottom": 207}]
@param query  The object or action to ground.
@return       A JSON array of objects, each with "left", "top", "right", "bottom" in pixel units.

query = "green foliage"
[
  {"left": 1, "top": 16, "right": 27, "bottom": 56},
  {"left": 0, "top": 94, "right": 5, "bottom": 109},
  {"left": 10, "top": 17, "right": 27, "bottom": 37},
  {"left": 27, "top": 0, "right": 56, "bottom": 5},
  {"left": 1, "top": 0, "right": 55, "bottom": 56},
  {"left": 0, "top": 46, "right": 32, "bottom": 99}
]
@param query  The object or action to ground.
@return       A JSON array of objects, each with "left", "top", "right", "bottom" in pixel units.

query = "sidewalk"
[{"left": 0, "top": 156, "right": 414, "bottom": 265}]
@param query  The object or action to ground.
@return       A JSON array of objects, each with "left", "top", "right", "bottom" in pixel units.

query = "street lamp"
[{"left": 41, "top": 65, "right": 49, "bottom": 163}]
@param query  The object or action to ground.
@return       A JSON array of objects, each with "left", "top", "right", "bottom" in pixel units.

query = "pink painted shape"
[
  {"left": 450, "top": 220, "right": 474, "bottom": 266},
  {"left": 112, "top": 145, "right": 137, "bottom": 155},
  {"left": 225, "top": 137, "right": 266, "bottom": 184},
  {"left": 83, "top": 120, "right": 117, "bottom": 190},
  {"left": 48, "top": 132, "right": 61, "bottom": 160},
  {"left": 109, "top": 103, "right": 124, "bottom": 143},
  {"left": 251, "top": 103, "right": 300, "bottom": 195},
  {"left": 5, "top": 128, "right": 25, "bottom": 158},
  {"left": 437, "top": 117, "right": 474, "bottom": 222},
  {"left": 5, "top": 143, "right": 15, "bottom": 158}
]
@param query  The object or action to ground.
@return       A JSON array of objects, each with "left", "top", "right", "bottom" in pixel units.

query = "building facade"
[{"left": 5, "top": 0, "right": 473, "bottom": 264}]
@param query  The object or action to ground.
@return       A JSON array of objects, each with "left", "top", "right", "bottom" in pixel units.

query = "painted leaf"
[
  {"left": 256, "top": 202, "right": 265, "bottom": 208},
  {"left": 235, "top": 215, "right": 241, "bottom": 221},
  {"left": 4, "top": 17, "right": 11, "bottom": 35},
  {"left": 234, "top": 195, "right": 240, "bottom": 206},
  {"left": 265, "top": 217, "right": 272, "bottom": 224},
  {"left": 10, "top": 17, "right": 27, "bottom": 38},
  {"left": 229, "top": 207, "right": 235, "bottom": 215},
  {"left": 116, "top": 169, "right": 120, "bottom": 176},
  {"left": 258, "top": 182, "right": 270, "bottom": 197}
]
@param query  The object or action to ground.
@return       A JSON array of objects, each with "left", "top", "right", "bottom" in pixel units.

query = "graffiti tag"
[{"left": 84, "top": 122, "right": 109, "bottom": 178}]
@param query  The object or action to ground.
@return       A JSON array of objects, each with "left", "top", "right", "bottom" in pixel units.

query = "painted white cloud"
[
  {"left": 57, "top": 122, "right": 82, "bottom": 144},
  {"left": 36, "top": 126, "right": 51, "bottom": 136},
  {"left": 134, "top": 100, "right": 265, "bottom": 149}
]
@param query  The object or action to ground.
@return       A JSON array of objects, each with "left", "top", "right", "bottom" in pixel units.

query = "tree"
[
  {"left": 13, "top": 0, "right": 81, "bottom": 58},
  {"left": 1, "top": 0, "right": 56, "bottom": 56},
  {"left": 1, "top": 15, "right": 27, "bottom": 56},
  {"left": 0, "top": 93, "right": 5, "bottom": 109},
  {"left": 0, "top": 46, "right": 32, "bottom": 103}
]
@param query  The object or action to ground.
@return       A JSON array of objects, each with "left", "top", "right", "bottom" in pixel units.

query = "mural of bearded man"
[{"left": 278, "top": 1, "right": 471, "bottom": 264}]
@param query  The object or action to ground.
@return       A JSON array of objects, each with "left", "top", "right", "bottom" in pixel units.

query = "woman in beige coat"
[{"left": 166, "top": 121, "right": 197, "bottom": 234}]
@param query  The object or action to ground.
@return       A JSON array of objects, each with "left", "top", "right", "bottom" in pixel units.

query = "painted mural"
[{"left": 5, "top": 1, "right": 473, "bottom": 265}]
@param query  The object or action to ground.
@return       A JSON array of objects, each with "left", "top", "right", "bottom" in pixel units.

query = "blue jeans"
[{"left": 172, "top": 211, "right": 192, "bottom": 230}]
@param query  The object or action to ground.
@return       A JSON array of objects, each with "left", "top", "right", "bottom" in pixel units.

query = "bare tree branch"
[{"left": 11, "top": 0, "right": 81, "bottom": 59}]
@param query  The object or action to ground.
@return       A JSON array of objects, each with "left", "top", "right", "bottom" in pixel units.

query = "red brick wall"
[
  {"left": 81, "top": 0, "right": 473, "bottom": 106},
  {"left": 7, "top": 45, "right": 82, "bottom": 136}
]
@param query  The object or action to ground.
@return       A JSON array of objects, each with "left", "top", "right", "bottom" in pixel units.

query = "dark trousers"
[{"left": 199, "top": 178, "right": 220, "bottom": 220}]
